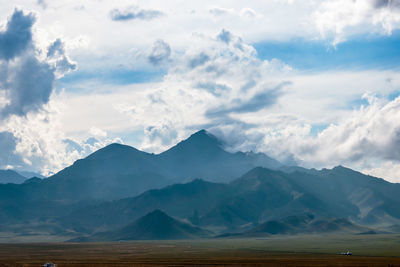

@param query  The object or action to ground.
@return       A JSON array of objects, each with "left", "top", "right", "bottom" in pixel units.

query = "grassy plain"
[{"left": 0, "top": 234, "right": 399, "bottom": 266}]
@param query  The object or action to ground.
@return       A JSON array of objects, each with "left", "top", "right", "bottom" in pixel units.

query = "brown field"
[{"left": 0, "top": 234, "right": 400, "bottom": 266}]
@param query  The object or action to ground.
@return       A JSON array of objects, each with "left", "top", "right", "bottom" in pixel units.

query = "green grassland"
[{"left": 0, "top": 234, "right": 400, "bottom": 266}]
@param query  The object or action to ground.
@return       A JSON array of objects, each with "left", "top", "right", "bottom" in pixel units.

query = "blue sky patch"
[
  {"left": 59, "top": 68, "right": 166, "bottom": 88},
  {"left": 254, "top": 31, "right": 400, "bottom": 71}
]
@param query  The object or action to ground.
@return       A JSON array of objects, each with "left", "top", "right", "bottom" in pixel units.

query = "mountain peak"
[
  {"left": 189, "top": 129, "right": 219, "bottom": 142},
  {"left": 185, "top": 129, "right": 222, "bottom": 147},
  {"left": 143, "top": 209, "right": 169, "bottom": 219},
  {"left": 331, "top": 165, "right": 359, "bottom": 174},
  {"left": 86, "top": 142, "right": 149, "bottom": 160},
  {"left": 160, "top": 129, "right": 224, "bottom": 157}
]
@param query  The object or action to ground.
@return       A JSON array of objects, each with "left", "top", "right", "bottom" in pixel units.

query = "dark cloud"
[
  {"left": 47, "top": 39, "right": 77, "bottom": 74},
  {"left": 373, "top": 0, "right": 400, "bottom": 8},
  {"left": 145, "top": 125, "right": 177, "bottom": 146},
  {"left": 0, "top": 9, "right": 35, "bottom": 61},
  {"left": 63, "top": 138, "right": 83, "bottom": 153},
  {"left": 217, "top": 29, "right": 232, "bottom": 44},
  {"left": 1, "top": 55, "right": 55, "bottom": 117},
  {"left": 0, "top": 131, "right": 24, "bottom": 168},
  {"left": 47, "top": 38, "right": 64, "bottom": 58},
  {"left": 110, "top": 8, "right": 163, "bottom": 21},
  {"left": 188, "top": 52, "right": 210, "bottom": 68},
  {"left": 195, "top": 82, "right": 231, "bottom": 96},
  {"left": 206, "top": 82, "right": 290, "bottom": 118},
  {"left": 0, "top": 10, "right": 76, "bottom": 118},
  {"left": 148, "top": 39, "right": 171, "bottom": 65}
]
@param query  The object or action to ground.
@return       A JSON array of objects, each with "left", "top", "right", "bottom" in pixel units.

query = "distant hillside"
[
  {"left": 218, "top": 214, "right": 369, "bottom": 238},
  {"left": 247, "top": 214, "right": 369, "bottom": 236},
  {"left": 60, "top": 166, "right": 400, "bottom": 235},
  {"left": 17, "top": 171, "right": 44, "bottom": 179},
  {"left": 0, "top": 170, "right": 27, "bottom": 184},
  {"left": 71, "top": 209, "right": 211, "bottom": 242}
]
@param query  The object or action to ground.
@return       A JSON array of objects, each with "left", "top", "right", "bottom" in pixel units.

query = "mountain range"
[
  {"left": 0, "top": 170, "right": 44, "bottom": 184},
  {"left": 0, "top": 129, "right": 399, "bottom": 241},
  {"left": 0, "top": 130, "right": 281, "bottom": 203},
  {"left": 0, "top": 170, "right": 27, "bottom": 184},
  {"left": 59, "top": 165, "right": 400, "bottom": 236}
]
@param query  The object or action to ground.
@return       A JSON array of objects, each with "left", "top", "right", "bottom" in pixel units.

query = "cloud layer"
[
  {"left": 0, "top": 2, "right": 399, "bottom": 182},
  {"left": 0, "top": 9, "right": 76, "bottom": 118},
  {"left": 110, "top": 7, "right": 163, "bottom": 21},
  {"left": 315, "top": 0, "right": 400, "bottom": 45},
  {"left": 0, "top": 9, "right": 79, "bottom": 174}
]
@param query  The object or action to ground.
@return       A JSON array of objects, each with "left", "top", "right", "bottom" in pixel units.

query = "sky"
[{"left": 1, "top": 0, "right": 400, "bottom": 182}]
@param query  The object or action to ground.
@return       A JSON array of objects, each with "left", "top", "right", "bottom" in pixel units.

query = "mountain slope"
[
  {"left": 59, "top": 179, "right": 231, "bottom": 233},
  {"left": 158, "top": 130, "right": 282, "bottom": 182},
  {"left": 0, "top": 170, "right": 27, "bottom": 184},
  {"left": 72, "top": 210, "right": 211, "bottom": 241},
  {"left": 17, "top": 171, "right": 44, "bottom": 179},
  {"left": 220, "top": 214, "right": 370, "bottom": 237},
  {"left": 60, "top": 166, "right": 400, "bottom": 236}
]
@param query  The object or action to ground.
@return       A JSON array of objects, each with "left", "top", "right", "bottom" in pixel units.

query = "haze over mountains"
[
  {"left": 0, "top": 170, "right": 27, "bottom": 184},
  {"left": 0, "top": 130, "right": 282, "bottom": 203},
  {"left": 0, "top": 170, "right": 44, "bottom": 184},
  {"left": 71, "top": 210, "right": 212, "bottom": 242},
  {"left": 0, "top": 129, "right": 399, "bottom": 241}
]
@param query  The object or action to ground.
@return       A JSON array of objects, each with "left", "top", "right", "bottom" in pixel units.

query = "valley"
[{"left": 0, "top": 235, "right": 400, "bottom": 266}]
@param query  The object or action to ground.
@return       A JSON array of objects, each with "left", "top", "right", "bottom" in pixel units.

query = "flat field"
[{"left": 0, "top": 234, "right": 400, "bottom": 266}]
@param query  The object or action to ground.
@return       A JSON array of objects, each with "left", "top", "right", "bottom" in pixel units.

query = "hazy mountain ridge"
[
  {"left": 219, "top": 213, "right": 371, "bottom": 238},
  {"left": 0, "top": 129, "right": 400, "bottom": 241},
  {"left": 0, "top": 130, "right": 282, "bottom": 203},
  {"left": 59, "top": 166, "right": 400, "bottom": 236},
  {"left": 0, "top": 170, "right": 27, "bottom": 184}
]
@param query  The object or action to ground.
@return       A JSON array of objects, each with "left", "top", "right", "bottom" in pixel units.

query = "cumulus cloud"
[
  {"left": 120, "top": 29, "right": 400, "bottom": 181},
  {"left": 0, "top": 9, "right": 76, "bottom": 118},
  {"left": 0, "top": 9, "right": 35, "bottom": 61},
  {"left": 0, "top": 8, "right": 79, "bottom": 174},
  {"left": 4, "top": 104, "right": 123, "bottom": 175},
  {"left": 46, "top": 39, "right": 77, "bottom": 76},
  {"left": 373, "top": 0, "right": 400, "bottom": 9},
  {"left": 110, "top": 7, "right": 163, "bottom": 21},
  {"left": 188, "top": 52, "right": 210, "bottom": 68},
  {"left": 315, "top": 0, "right": 400, "bottom": 45},
  {"left": 217, "top": 29, "right": 232, "bottom": 44},
  {"left": 115, "top": 29, "right": 291, "bottom": 152},
  {"left": 148, "top": 39, "right": 171, "bottom": 66},
  {"left": 0, "top": 131, "right": 24, "bottom": 169},
  {"left": 212, "top": 94, "right": 400, "bottom": 181},
  {"left": 0, "top": 55, "right": 55, "bottom": 117},
  {"left": 206, "top": 82, "right": 288, "bottom": 118},
  {"left": 310, "top": 95, "right": 400, "bottom": 164},
  {"left": 144, "top": 124, "right": 178, "bottom": 147}
]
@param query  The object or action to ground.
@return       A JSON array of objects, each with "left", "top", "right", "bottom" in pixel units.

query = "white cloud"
[
  {"left": 90, "top": 126, "right": 107, "bottom": 138},
  {"left": 363, "top": 160, "right": 400, "bottom": 182},
  {"left": 315, "top": 0, "right": 400, "bottom": 45},
  {"left": 45, "top": 29, "right": 400, "bottom": 181},
  {"left": 0, "top": 2, "right": 399, "bottom": 182},
  {"left": 220, "top": 94, "right": 400, "bottom": 183}
]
